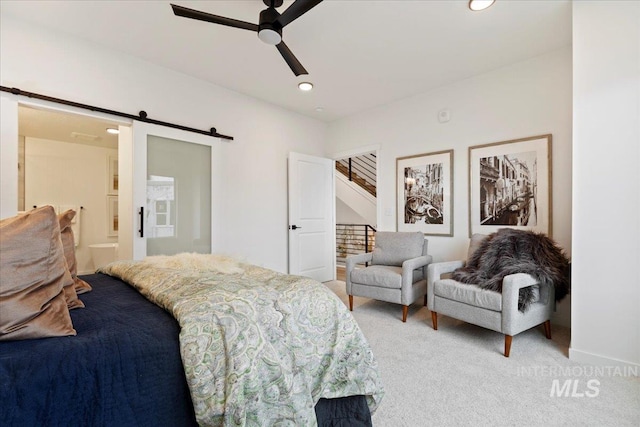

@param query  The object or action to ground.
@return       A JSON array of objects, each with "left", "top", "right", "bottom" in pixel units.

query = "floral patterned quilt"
[{"left": 100, "top": 255, "right": 383, "bottom": 426}]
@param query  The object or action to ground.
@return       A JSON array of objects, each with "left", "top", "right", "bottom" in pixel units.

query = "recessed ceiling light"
[
  {"left": 298, "top": 82, "right": 313, "bottom": 92},
  {"left": 106, "top": 127, "right": 119, "bottom": 135},
  {"left": 469, "top": 0, "right": 495, "bottom": 11},
  {"left": 315, "top": 107, "right": 324, "bottom": 112}
]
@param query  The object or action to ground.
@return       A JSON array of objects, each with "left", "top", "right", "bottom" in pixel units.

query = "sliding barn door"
[{"left": 132, "top": 122, "right": 214, "bottom": 259}]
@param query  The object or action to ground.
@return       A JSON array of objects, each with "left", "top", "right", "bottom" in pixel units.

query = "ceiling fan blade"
[
  {"left": 275, "top": 0, "right": 323, "bottom": 28},
  {"left": 276, "top": 41, "right": 308, "bottom": 76},
  {"left": 171, "top": 4, "right": 258, "bottom": 32}
]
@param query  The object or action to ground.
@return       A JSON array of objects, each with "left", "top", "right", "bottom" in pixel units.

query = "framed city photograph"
[
  {"left": 468, "top": 134, "right": 552, "bottom": 237},
  {"left": 396, "top": 149, "right": 453, "bottom": 236}
]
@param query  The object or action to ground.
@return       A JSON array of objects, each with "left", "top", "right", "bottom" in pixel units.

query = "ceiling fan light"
[
  {"left": 258, "top": 28, "right": 282, "bottom": 45},
  {"left": 298, "top": 82, "right": 313, "bottom": 91},
  {"left": 469, "top": 0, "right": 495, "bottom": 11}
]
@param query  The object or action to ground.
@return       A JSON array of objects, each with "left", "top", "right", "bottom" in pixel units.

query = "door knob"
[{"left": 290, "top": 225, "right": 301, "bottom": 230}]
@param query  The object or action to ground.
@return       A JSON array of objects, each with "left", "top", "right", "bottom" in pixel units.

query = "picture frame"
[
  {"left": 107, "top": 155, "right": 118, "bottom": 195},
  {"left": 107, "top": 195, "right": 119, "bottom": 237},
  {"left": 396, "top": 149, "right": 453, "bottom": 236},
  {"left": 468, "top": 134, "right": 552, "bottom": 237}
]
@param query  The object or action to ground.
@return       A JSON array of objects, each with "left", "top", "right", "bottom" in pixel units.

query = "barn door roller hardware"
[{"left": 0, "top": 85, "right": 234, "bottom": 141}]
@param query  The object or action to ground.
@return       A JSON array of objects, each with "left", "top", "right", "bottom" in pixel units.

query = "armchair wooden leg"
[
  {"left": 504, "top": 335, "right": 513, "bottom": 358},
  {"left": 348, "top": 295, "right": 353, "bottom": 311},
  {"left": 543, "top": 320, "right": 552, "bottom": 339},
  {"left": 402, "top": 305, "right": 408, "bottom": 323},
  {"left": 431, "top": 312, "right": 438, "bottom": 330}
]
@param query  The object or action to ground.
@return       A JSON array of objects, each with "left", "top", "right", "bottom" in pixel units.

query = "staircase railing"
[
  {"left": 336, "top": 223, "right": 376, "bottom": 266},
  {"left": 335, "top": 152, "right": 377, "bottom": 197}
]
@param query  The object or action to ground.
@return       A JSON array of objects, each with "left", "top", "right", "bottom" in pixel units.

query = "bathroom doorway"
[{"left": 18, "top": 106, "right": 125, "bottom": 274}]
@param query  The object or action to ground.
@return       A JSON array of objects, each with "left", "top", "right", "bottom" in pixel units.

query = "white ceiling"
[
  {"left": 18, "top": 106, "right": 120, "bottom": 149},
  {"left": 2, "top": 0, "right": 572, "bottom": 123}
]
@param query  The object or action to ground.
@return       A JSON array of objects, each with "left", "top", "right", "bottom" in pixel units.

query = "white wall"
[
  {"left": 571, "top": 1, "right": 640, "bottom": 367},
  {"left": 0, "top": 16, "right": 326, "bottom": 273},
  {"left": 336, "top": 198, "right": 368, "bottom": 225},
  {"left": 327, "top": 48, "right": 573, "bottom": 326},
  {"left": 336, "top": 173, "right": 377, "bottom": 226},
  {"left": 24, "top": 137, "right": 117, "bottom": 274}
]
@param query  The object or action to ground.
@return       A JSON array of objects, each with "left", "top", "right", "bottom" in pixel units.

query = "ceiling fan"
[{"left": 171, "top": 0, "right": 323, "bottom": 76}]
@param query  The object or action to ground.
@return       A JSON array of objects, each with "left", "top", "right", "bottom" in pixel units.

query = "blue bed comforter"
[
  {"left": 0, "top": 273, "right": 198, "bottom": 427},
  {"left": 0, "top": 272, "right": 374, "bottom": 427}
]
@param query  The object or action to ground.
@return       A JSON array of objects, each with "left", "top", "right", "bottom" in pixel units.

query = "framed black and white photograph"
[
  {"left": 396, "top": 149, "right": 453, "bottom": 236},
  {"left": 468, "top": 134, "right": 552, "bottom": 237}
]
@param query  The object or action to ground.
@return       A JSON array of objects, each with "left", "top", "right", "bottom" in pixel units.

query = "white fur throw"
[{"left": 143, "top": 253, "right": 244, "bottom": 275}]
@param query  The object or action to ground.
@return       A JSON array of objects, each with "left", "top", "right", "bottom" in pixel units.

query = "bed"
[
  {"left": 0, "top": 207, "right": 384, "bottom": 426},
  {"left": 0, "top": 272, "right": 197, "bottom": 426}
]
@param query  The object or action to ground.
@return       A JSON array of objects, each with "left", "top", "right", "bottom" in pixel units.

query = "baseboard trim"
[
  {"left": 78, "top": 270, "right": 96, "bottom": 276},
  {"left": 569, "top": 347, "right": 640, "bottom": 375}
]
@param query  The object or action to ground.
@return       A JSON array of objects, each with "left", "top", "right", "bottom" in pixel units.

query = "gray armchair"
[
  {"left": 426, "top": 234, "right": 554, "bottom": 357},
  {"left": 346, "top": 231, "right": 432, "bottom": 322}
]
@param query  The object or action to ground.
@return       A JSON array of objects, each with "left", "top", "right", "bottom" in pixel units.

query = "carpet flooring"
[{"left": 323, "top": 280, "right": 639, "bottom": 427}]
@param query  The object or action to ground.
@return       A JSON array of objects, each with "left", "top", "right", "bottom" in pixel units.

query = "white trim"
[
  {"left": 117, "top": 125, "right": 133, "bottom": 261},
  {"left": 1, "top": 92, "right": 131, "bottom": 126},
  {"left": 132, "top": 121, "right": 216, "bottom": 147},
  {"left": 329, "top": 144, "right": 381, "bottom": 161},
  {"left": 569, "top": 347, "right": 640, "bottom": 374}
]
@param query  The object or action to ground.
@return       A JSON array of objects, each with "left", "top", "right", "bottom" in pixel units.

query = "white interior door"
[
  {"left": 288, "top": 152, "right": 335, "bottom": 282},
  {"left": 132, "top": 122, "right": 214, "bottom": 260}
]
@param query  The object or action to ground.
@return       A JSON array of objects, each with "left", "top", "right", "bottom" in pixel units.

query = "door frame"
[
  {"left": 0, "top": 93, "right": 130, "bottom": 218},
  {"left": 288, "top": 152, "right": 336, "bottom": 282},
  {"left": 0, "top": 94, "right": 223, "bottom": 262}
]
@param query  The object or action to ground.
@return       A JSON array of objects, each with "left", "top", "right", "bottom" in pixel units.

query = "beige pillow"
[
  {"left": 0, "top": 206, "right": 76, "bottom": 341},
  {"left": 58, "top": 210, "right": 92, "bottom": 296}
]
